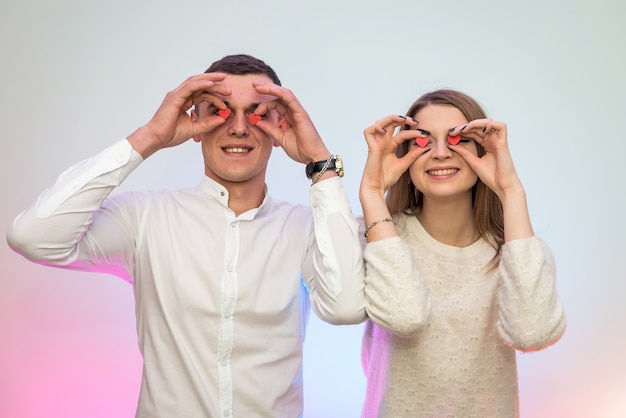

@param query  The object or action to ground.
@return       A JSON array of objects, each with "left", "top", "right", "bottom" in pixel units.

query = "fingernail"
[
  {"left": 398, "top": 115, "right": 406, "bottom": 119},
  {"left": 412, "top": 118, "right": 418, "bottom": 123},
  {"left": 381, "top": 127, "right": 387, "bottom": 133},
  {"left": 460, "top": 125, "right": 467, "bottom": 132},
  {"left": 448, "top": 128, "right": 455, "bottom": 133},
  {"left": 482, "top": 126, "right": 487, "bottom": 132}
]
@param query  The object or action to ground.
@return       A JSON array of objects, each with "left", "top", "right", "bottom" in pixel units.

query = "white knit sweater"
[{"left": 361, "top": 213, "right": 566, "bottom": 418}]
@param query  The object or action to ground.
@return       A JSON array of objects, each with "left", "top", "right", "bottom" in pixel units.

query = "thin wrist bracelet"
[
  {"left": 364, "top": 217, "right": 396, "bottom": 237},
  {"left": 311, "top": 155, "right": 333, "bottom": 184}
]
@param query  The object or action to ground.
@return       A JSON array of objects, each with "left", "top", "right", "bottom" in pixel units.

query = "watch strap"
[{"left": 305, "top": 155, "right": 344, "bottom": 180}]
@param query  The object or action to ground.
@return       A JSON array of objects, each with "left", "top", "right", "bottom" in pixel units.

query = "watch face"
[{"left": 335, "top": 156, "right": 344, "bottom": 177}]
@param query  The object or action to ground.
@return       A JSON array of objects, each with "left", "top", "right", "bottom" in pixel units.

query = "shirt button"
[
  {"left": 223, "top": 410, "right": 230, "bottom": 417},
  {"left": 220, "top": 191, "right": 225, "bottom": 196}
]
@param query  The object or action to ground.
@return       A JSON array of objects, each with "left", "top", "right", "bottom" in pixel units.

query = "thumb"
[
  {"left": 254, "top": 119, "right": 284, "bottom": 144},
  {"left": 449, "top": 144, "right": 480, "bottom": 170},
  {"left": 192, "top": 116, "right": 226, "bottom": 142}
]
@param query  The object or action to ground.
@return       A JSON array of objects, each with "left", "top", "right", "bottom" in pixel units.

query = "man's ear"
[
  {"left": 278, "top": 117, "right": 289, "bottom": 131},
  {"left": 273, "top": 116, "right": 289, "bottom": 147},
  {"left": 190, "top": 108, "right": 201, "bottom": 142}
]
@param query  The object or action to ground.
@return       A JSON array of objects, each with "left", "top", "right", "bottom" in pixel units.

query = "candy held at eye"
[
  {"left": 447, "top": 135, "right": 461, "bottom": 145},
  {"left": 218, "top": 109, "right": 231, "bottom": 119},
  {"left": 248, "top": 113, "right": 262, "bottom": 125},
  {"left": 416, "top": 137, "right": 429, "bottom": 148}
]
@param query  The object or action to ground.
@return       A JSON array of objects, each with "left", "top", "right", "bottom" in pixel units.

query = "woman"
[{"left": 359, "top": 89, "right": 566, "bottom": 417}]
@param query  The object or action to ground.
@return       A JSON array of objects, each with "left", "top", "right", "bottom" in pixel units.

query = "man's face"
[{"left": 194, "top": 73, "right": 279, "bottom": 188}]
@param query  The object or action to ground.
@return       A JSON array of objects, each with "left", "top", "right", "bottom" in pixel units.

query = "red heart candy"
[
  {"left": 248, "top": 113, "right": 262, "bottom": 125},
  {"left": 447, "top": 135, "right": 461, "bottom": 145},
  {"left": 218, "top": 108, "right": 231, "bottom": 119},
  {"left": 416, "top": 137, "right": 429, "bottom": 148}
]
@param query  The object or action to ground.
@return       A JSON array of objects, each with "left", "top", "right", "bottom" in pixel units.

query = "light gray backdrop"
[{"left": 1, "top": 0, "right": 624, "bottom": 417}]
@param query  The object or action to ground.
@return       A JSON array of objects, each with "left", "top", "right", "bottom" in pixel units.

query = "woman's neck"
[{"left": 417, "top": 196, "right": 478, "bottom": 247}]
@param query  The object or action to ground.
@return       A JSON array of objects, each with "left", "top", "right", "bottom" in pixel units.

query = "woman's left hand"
[{"left": 448, "top": 119, "right": 523, "bottom": 199}]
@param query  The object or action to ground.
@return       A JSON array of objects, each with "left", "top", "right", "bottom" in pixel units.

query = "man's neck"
[{"left": 226, "top": 182, "right": 266, "bottom": 216}]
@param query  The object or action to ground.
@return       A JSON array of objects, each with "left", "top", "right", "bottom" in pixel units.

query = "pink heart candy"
[
  {"left": 248, "top": 113, "right": 262, "bottom": 125},
  {"left": 447, "top": 135, "right": 461, "bottom": 145},
  {"left": 218, "top": 108, "right": 231, "bottom": 119},
  {"left": 416, "top": 137, "right": 429, "bottom": 148}
]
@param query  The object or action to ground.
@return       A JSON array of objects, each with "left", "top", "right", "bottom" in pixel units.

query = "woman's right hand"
[{"left": 360, "top": 114, "right": 429, "bottom": 198}]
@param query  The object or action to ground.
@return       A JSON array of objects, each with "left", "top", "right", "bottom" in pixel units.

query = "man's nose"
[{"left": 228, "top": 111, "right": 250, "bottom": 137}]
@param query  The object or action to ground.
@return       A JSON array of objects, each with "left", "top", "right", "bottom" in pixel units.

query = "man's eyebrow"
[{"left": 222, "top": 100, "right": 260, "bottom": 112}]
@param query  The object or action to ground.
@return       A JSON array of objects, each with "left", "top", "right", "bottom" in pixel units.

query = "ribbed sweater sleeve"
[
  {"left": 364, "top": 236, "right": 431, "bottom": 337},
  {"left": 496, "top": 237, "right": 567, "bottom": 351}
]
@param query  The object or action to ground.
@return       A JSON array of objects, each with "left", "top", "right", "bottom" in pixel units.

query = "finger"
[
  {"left": 394, "top": 129, "right": 427, "bottom": 147},
  {"left": 445, "top": 122, "right": 485, "bottom": 147},
  {"left": 193, "top": 114, "right": 228, "bottom": 137},
  {"left": 253, "top": 84, "right": 300, "bottom": 110},
  {"left": 191, "top": 93, "right": 228, "bottom": 110},
  {"left": 178, "top": 75, "right": 232, "bottom": 97},
  {"left": 251, "top": 117, "right": 283, "bottom": 142},
  {"left": 364, "top": 115, "right": 416, "bottom": 139},
  {"left": 397, "top": 146, "right": 429, "bottom": 171},
  {"left": 190, "top": 72, "right": 228, "bottom": 82},
  {"left": 175, "top": 83, "right": 231, "bottom": 112},
  {"left": 448, "top": 141, "right": 481, "bottom": 168},
  {"left": 254, "top": 99, "right": 288, "bottom": 118},
  {"left": 376, "top": 114, "right": 415, "bottom": 132},
  {"left": 251, "top": 85, "right": 304, "bottom": 129},
  {"left": 363, "top": 123, "right": 386, "bottom": 136}
]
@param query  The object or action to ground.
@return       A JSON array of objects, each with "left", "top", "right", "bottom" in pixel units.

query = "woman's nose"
[{"left": 429, "top": 137, "right": 453, "bottom": 159}]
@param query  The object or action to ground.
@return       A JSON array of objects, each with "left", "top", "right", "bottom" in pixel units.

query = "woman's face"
[{"left": 408, "top": 104, "right": 479, "bottom": 202}]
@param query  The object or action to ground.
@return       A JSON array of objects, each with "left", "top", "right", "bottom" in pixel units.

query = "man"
[{"left": 7, "top": 54, "right": 366, "bottom": 417}]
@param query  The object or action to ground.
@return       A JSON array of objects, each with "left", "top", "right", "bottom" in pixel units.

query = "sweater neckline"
[{"left": 403, "top": 214, "right": 494, "bottom": 259}]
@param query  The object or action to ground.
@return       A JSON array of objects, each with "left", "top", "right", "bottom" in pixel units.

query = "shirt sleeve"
[
  {"left": 363, "top": 236, "right": 431, "bottom": 337},
  {"left": 496, "top": 236, "right": 567, "bottom": 351},
  {"left": 6, "top": 139, "right": 143, "bottom": 282},
  {"left": 304, "top": 177, "right": 367, "bottom": 325}
]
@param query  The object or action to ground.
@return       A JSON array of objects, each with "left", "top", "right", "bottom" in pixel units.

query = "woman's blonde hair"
[{"left": 386, "top": 89, "right": 504, "bottom": 268}]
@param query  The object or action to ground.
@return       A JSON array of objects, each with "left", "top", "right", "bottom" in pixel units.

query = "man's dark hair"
[{"left": 205, "top": 54, "right": 281, "bottom": 86}]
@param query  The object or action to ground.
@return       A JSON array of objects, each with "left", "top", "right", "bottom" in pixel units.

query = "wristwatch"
[{"left": 305, "top": 155, "right": 344, "bottom": 179}]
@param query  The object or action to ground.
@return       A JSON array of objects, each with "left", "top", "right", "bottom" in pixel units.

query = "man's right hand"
[{"left": 127, "top": 73, "right": 232, "bottom": 159}]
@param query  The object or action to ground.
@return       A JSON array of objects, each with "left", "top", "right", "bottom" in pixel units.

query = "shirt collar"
[{"left": 198, "top": 175, "right": 272, "bottom": 220}]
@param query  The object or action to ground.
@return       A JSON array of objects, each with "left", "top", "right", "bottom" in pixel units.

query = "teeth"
[
  {"left": 224, "top": 147, "right": 249, "bottom": 153},
  {"left": 428, "top": 169, "right": 458, "bottom": 176}
]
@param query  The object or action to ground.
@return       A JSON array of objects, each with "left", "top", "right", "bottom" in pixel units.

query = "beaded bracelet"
[{"left": 364, "top": 217, "right": 396, "bottom": 237}]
